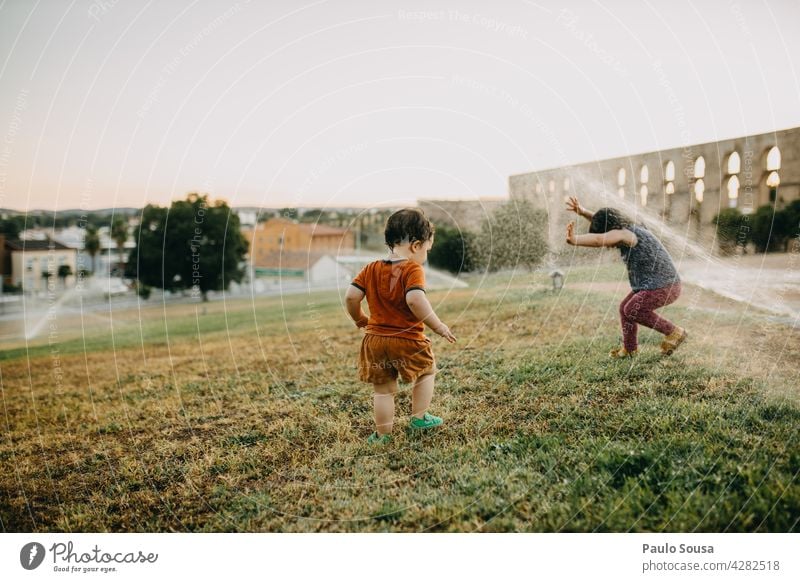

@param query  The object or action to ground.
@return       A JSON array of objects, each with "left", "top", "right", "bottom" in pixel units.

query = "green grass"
[
  {"left": 0, "top": 268, "right": 798, "bottom": 532},
  {"left": 0, "top": 291, "right": 344, "bottom": 361}
]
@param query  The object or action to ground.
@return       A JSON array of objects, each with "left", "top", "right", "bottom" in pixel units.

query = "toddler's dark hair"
[
  {"left": 589, "top": 207, "right": 632, "bottom": 234},
  {"left": 385, "top": 208, "right": 435, "bottom": 250}
]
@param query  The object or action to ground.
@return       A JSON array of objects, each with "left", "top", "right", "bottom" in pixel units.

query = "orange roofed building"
[{"left": 244, "top": 218, "right": 355, "bottom": 271}]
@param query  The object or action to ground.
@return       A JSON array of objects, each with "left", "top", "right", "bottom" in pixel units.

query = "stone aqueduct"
[{"left": 508, "top": 126, "right": 800, "bottom": 246}]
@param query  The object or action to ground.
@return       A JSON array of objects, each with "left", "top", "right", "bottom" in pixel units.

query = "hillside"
[{"left": 1, "top": 267, "right": 798, "bottom": 532}]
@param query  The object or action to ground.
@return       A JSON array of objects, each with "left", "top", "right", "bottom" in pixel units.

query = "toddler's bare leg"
[
  {"left": 411, "top": 369, "right": 435, "bottom": 419},
  {"left": 373, "top": 379, "right": 398, "bottom": 435}
]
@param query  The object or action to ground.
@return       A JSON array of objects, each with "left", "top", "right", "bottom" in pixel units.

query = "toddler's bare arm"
[
  {"left": 406, "top": 289, "right": 456, "bottom": 343},
  {"left": 345, "top": 285, "right": 368, "bottom": 327}
]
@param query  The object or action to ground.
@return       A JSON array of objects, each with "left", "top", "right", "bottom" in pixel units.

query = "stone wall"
[{"left": 509, "top": 126, "right": 800, "bottom": 250}]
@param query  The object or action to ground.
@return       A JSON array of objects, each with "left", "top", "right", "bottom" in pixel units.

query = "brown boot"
[
  {"left": 661, "top": 327, "right": 687, "bottom": 355},
  {"left": 610, "top": 346, "right": 638, "bottom": 358}
]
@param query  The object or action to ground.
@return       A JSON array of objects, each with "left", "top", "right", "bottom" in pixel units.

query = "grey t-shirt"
[{"left": 619, "top": 225, "right": 680, "bottom": 291}]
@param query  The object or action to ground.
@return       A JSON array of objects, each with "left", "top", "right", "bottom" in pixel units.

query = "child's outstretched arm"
[
  {"left": 566, "top": 196, "right": 594, "bottom": 221},
  {"left": 345, "top": 285, "right": 369, "bottom": 328},
  {"left": 566, "top": 221, "right": 637, "bottom": 248},
  {"left": 405, "top": 290, "right": 456, "bottom": 343}
]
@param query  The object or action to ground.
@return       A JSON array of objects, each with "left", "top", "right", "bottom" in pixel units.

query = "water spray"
[{"left": 540, "top": 168, "right": 799, "bottom": 320}]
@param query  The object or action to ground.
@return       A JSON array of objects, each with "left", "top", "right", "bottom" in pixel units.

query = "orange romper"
[{"left": 351, "top": 258, "right": 436, "bottom": 384}]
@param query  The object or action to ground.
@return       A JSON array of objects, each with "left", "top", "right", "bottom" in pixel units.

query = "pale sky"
[{"left": 0, "top": 0, "right": 798, "bottom": 211}]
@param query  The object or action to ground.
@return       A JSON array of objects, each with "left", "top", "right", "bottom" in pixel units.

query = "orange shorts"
[{"left": 358, "top": 334, "right": 436, "bottom": 384}]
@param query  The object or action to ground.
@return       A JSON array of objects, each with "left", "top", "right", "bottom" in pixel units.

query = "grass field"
[{"left": 1, "top": 266, "right": 799, "bottom": 532}]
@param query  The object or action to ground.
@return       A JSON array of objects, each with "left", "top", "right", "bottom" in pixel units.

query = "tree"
[
  {"left": 84, "top": 225, "right": 101, "bottom": 273},
  {"left": 134, "top": 280, "right": 152, "bottom": 300},
  {"left": 713, "top": 208, "right": 747, "bottom": 255},
  {"left": 278, "top": 207, "right": 298, "bottom": 220},
  {"left": 41, "top": 267, "right": 55, "bottom": 293},
  {"left": 477, "top": 200, "right": 548, "bottom": 272},
  {"left": 299, "top": 208, "right": 324, "bottom": 222},
  {"left": 428, "top": 226, "right": 481, "bottom": 274},
  {"left": 57, "top": 264, "right": 73, "bottom": 288},
  {"left": 111, "top": 218, "right": 129, "bottom": 275},
  {"left": 781, "top": 199, "right": 800, "bottom": 251},
  {"left": 129, "top": 193, "right": 249, "bottom": 301},
  {"left": 0, "top": 218, "right": 22, "bottom": 240},
  {"left": 750, "top": 204, "right": 791, "bottom": 253}
]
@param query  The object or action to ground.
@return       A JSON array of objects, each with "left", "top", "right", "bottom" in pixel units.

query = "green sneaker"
[
  {"left": 409, "top": 412, "right": 443, "bottom": 431},
  {"left": 367, "top": 431, "right": 391, "bottom": 444}
]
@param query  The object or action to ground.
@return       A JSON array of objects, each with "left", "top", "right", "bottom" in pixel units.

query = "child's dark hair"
[
  {"left": 385, "top": 208, "right": 435, "bottom": 250},
  {"left": 589, "top": 207, "right": 632, "bottom": 234}
]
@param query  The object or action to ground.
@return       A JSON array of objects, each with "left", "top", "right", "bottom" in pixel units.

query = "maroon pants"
[{"left": 619, "top": 282, "right": 681, "bottom": 352}]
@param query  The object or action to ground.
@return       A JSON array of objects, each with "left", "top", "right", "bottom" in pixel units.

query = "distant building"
[
  {"left": 235, "top": 209, "right": 258, "bottom": 227},
  {"left": 19, "top": 228, "right": 49, "bottom": 241},
  {"left": 3, "top": 238, "right": 77, "bottom": 292},
  {"left": 243, "top": 252, "right": 358, "bottom": 284},
  {"left": 244, "top": 218, "right": 355, "bottom": 269},
  {"left": 52, "top": 225, "right": 134, "bottom": 276},
  {"left": 52, "top": 226, "right": 85, "bottom": 249}
]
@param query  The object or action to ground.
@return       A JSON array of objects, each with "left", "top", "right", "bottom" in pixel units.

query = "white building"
[{"left": 4, "top": 239, "right": 78, "bottom": 292}]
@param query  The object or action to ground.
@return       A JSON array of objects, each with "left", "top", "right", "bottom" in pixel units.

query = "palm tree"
[
  {"left": 111, "top": 218, "right": 128, "bottom": 277},
  {"left": 57, "top": 264, "right": 73, "bottom": 289},
  {"left": 84, "top": 225, "right": 100, "bottom": 274}
]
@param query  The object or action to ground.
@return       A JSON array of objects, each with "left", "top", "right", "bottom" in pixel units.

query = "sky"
[{"left": 0, "top": 0, "right": 798, "bottom": 211}]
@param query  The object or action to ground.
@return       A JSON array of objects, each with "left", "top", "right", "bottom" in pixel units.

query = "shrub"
[
  {"left": 782, "top": 200, "right": 800, "bottom": 251},
  {"left": 428, "top": 226, "right": 481, "bottom": 274},
  {"left": 478, "top": 200, "right": 548, "bottom": 272},
  {"left": 136, "top": 281, "right": 152, "bottom": 300},
  {"left": 750, "top": 204, "right": 791, "bottom": 252},
  {"left": 713, "top": 208, "right": 747, "bottom": 255}
]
